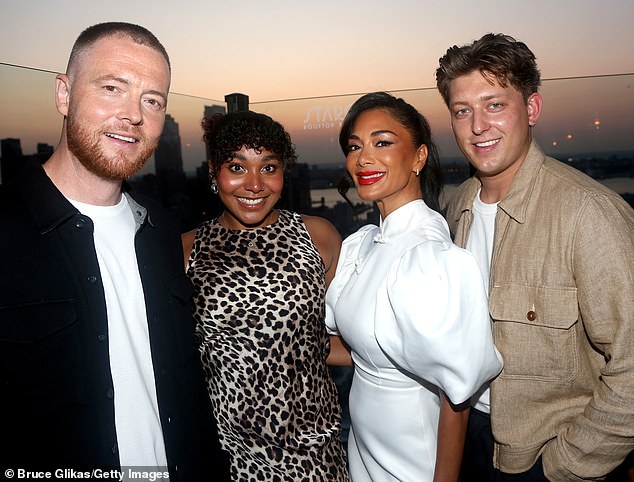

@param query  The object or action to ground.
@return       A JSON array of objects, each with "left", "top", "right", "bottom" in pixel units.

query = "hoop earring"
[{"left": 210, "top": 181, "right": 219, "bottom": 194}]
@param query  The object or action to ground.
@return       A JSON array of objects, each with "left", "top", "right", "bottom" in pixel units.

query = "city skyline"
[
  {"left": 2, "top": 68, "right": 632, "bottom": 225},
  {"left": 2, "top": 63, "right": 633, "bottom": 176},
  {"left": 2, "top": 1, "right": 634, "bottom": 174}
]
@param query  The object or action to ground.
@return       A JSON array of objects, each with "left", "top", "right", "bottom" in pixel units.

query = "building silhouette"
[
  {"left": 282, "top": 163, "right": 312, "bottom": 213},
  {"left": 1, "top": 138, "right": 23, "bottom": 184},
  {"left": 154, "top": 114, "right": 186, "bottom": 205},
  {"left": 203, "top": 104, "right": 227, "bottom": 162},
  {"left": 0, "top": 139, "right": 53, "bottom": 184},
  {"left": 36, "top": 143, "right": 54, "bottom": 161}
]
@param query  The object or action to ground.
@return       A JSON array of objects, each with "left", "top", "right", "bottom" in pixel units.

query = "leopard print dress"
[{"left": 187, "top": 210, "right": 348, "bottom": 481}]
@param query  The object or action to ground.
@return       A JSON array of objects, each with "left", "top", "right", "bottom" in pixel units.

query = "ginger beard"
[{"left": 66, "top": 113, "right": 158, "bottom": 181}]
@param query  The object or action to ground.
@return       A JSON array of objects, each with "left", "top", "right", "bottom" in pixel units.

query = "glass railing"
[
  {"left": 253, "top": 74, "right": 634, "bottom": 165},
  {"left": 0, "top": 63, "right": 227, "bottom": 180},
  {"left": 2, "top": 63, "right": 633, "bottom": 232}
]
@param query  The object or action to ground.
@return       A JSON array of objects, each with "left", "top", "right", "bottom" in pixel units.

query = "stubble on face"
[
  {"left": 65, "top": 112, "right": 157, "bottom": 181},
  {"left": 61, "top": 34, "right": 168, "bottom": 182}
]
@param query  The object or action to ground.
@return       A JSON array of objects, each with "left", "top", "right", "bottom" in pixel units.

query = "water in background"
[
  {"left": 311, "top": 188, "right": 365, "bottom": 208},
  {"left": 313, "top": 178, "right": 634, "bottom": 210}
]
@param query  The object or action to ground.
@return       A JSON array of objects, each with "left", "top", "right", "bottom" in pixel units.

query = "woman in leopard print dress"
[{"left": 182, "top": 111, "right": 349, "bottom": 481}]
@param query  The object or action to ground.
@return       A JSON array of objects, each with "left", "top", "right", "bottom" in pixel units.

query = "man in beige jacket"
[{"left": 436, "top": 33, "right": 634, "bottom": 481}]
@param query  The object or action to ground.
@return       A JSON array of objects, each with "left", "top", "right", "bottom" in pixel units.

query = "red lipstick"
[{"left": 356, "top": 171, "right": 385, "bottom": 186}]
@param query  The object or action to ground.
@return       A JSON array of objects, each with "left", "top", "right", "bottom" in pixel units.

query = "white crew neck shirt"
[
  {"left": 465, "top": 189, "right": 498, "bottom": 414},
  {"left": 68, "top": 195, "right": 168, "bottom": 469}
]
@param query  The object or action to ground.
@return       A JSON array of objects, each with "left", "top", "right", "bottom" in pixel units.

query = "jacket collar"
[
  {"left": 450, "top": 140, "right": 545, "bottom": 225},
  {"left": 125, "top": 190, "right": 153, "bottom": 230},
  {"left": 497, "top": 140, "right": 544, "bottom": 224},
  {"left": 18, "top": 160, "right": 79, "bottom": 234},
  {"left": 17, "top": 160, "right": 152, "bottom": 233}
]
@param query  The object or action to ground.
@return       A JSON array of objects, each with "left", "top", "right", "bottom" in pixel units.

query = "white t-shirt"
[
  {"left": 465, "top": 190, "right": 498, "bottom": 414},
  {"left": 68, "top": 195, "right": 168, "bottom": 469}
]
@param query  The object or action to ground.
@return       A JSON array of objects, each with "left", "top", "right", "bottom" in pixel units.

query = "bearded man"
[{"left": 0, "top": 22, "right": 228, "bottom": 480}]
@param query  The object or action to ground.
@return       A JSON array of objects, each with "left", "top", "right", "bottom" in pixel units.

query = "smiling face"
[
  {"left": 448, "top": 70, "right": 542, "bottom": 197},
  {"left": 215, "top": 146, "right": 285, "bottom": 230},
  {"left": 344, "top": 108, "right": 425, "bottom": 218},
  {"left": 57, "top": 34, "right": 170, "bottom": 180}
]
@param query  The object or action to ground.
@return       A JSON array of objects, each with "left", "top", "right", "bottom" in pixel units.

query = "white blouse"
[{"left": 326, "top": 199, "right": 503, "bottom": 405}]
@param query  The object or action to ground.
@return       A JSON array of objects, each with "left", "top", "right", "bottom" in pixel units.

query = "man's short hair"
[
  {"left": 66, "top": 22, "right": 170, "bottom": 74},
  {"left": 436, "top": 33, "right": 541, "bottom": 106}
]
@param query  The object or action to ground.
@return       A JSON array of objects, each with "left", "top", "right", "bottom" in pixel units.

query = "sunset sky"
[
  {"left": 2, "top": 0, "right": 633, "bottom": 102},
  {"left": 1, "top": 0, "right": 633, "bottom": 173}
]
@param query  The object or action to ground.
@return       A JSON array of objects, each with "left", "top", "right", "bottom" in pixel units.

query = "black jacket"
[{"left": 0, "top": 161, "right": 229, "bottom": 480}]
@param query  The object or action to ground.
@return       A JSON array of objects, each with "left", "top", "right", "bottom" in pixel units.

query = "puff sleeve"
[{"left": 374, "top": 240, "right": 503, "bottom": 404}]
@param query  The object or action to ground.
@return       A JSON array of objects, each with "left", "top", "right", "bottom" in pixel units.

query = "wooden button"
[{"left": 527, "top": 310, "right": 537, "bottom": 321}]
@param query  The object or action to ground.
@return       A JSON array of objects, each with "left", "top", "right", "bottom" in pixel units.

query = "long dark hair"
[{"left": 338, "top": 92, "right": 444, "bottom": 213}]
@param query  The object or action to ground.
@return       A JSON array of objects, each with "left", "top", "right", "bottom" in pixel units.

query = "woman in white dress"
[{"left": 326, "top": 92, "right": 503, "bottom": 481}]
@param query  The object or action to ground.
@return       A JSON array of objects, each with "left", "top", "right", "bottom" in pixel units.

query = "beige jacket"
[{"left": 447, "top": 141, "right": 634, "bottom": 481}]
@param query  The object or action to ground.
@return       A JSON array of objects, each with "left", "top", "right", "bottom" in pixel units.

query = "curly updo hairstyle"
[{"left": 202, "top": 111, "right": 297, "bottom": 178}]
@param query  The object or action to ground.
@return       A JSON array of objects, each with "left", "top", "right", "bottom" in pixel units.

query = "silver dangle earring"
[
  {"left": 210, "top": 181, "right": 219, "bottom": 194},
  {"left": 415, "top": 168, "right": 420, "bottom": 176}
]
